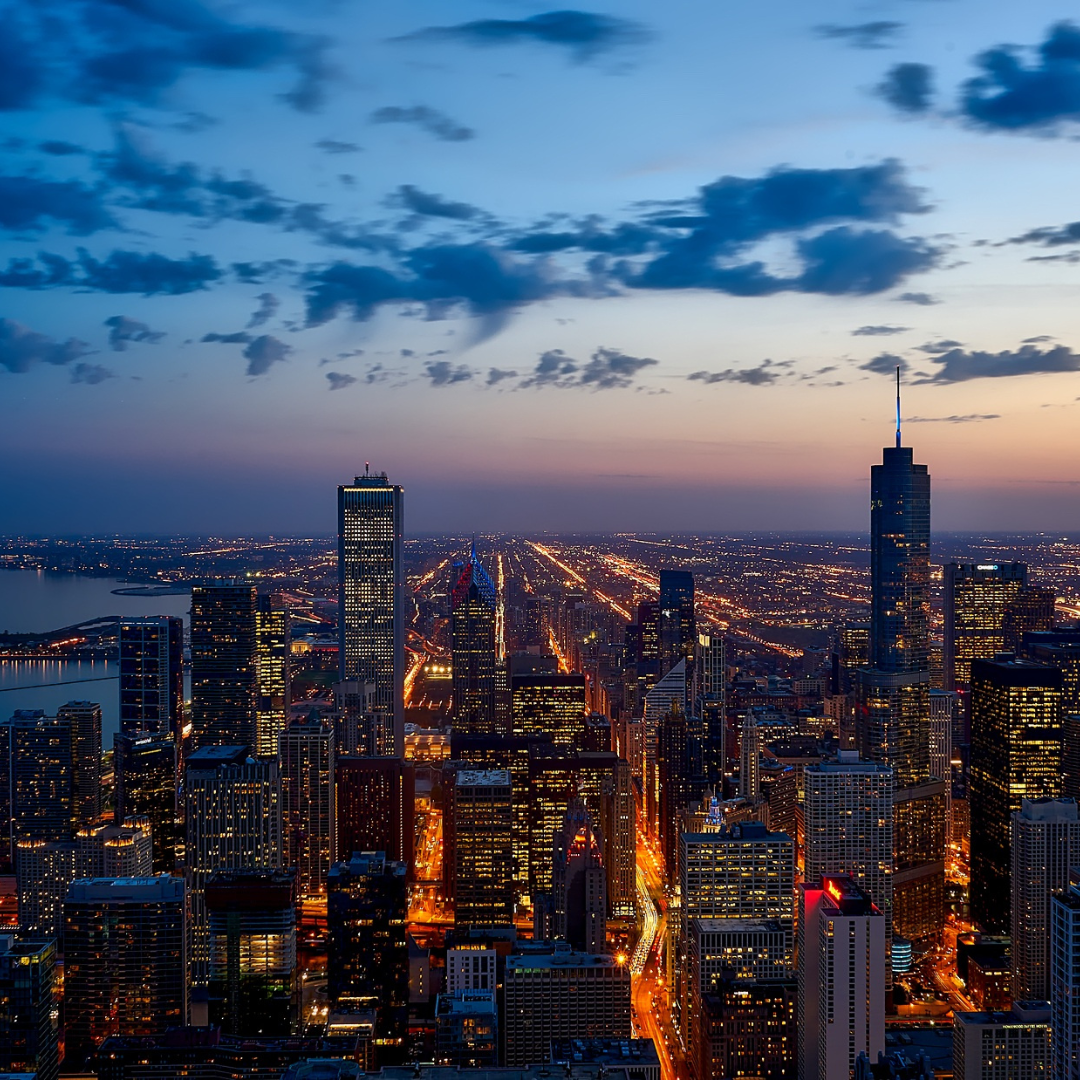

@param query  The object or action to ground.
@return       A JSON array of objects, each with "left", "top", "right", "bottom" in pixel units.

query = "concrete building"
[
  {"left": 696, "top": 974, "right": 796, "bottom": 1080},
  {"left": 435, "top": 989, "right": 498, "bottom": 1067},
  {"left": 446, "top": 945, "right": 497, "bottom": 994},
  {"left": 952, "top": 1001, "right": 1050, "bottom": 1080}
]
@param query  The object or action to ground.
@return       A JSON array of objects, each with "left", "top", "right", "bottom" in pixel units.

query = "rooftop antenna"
[
  {"left": 895, "top": 365, "right": 902, "bottom": 448},
  {"left": 365, "top": 461, "right": 370, "bottom": 476}
]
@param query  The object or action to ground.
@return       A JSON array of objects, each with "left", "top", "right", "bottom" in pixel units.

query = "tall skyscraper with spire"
[
  {"left": 857, "top": 370, "right": 946, "bottom": 942},
  {"left": 451, "top": 545, "right": 499, "bottom": 736},
  {"left": 338, "top": 468, "right": 404, "bottom": 757}
]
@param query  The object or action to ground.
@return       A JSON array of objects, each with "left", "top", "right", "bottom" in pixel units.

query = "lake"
[{"left": 0, "top": 570, "right": 192, "bottom": 744}]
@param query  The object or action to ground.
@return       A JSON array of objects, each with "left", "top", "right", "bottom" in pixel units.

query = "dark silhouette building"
[
  {"left": 336, "top": 755, "right": 414, "bottom": 868},
  {"left": 451, "top": 547, "right": 499, "bottom": 736},
  {"left": 114, "top": 731, "right": 179, "bottom": 872},
  {"left": 118, "top": 616, "right": 184, "bottom": 738}
]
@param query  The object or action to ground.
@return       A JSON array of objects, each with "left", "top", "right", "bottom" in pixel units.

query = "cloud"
[
  {"left": 242, "top": 335, "right": 291, "bottom": 376},
  {"left": 852, "top": 325, "right": 909, "bottom": 336},
  {"left": 104, "top": 315, "right": 165, "bottom": 351},
  {"left": 0, "top": 175, "right": 115, "bottom": 234},
  {"left": 325, "top": 371, "right": 357, "bottom": 391},
  {"left": 424, "top": 360, "right": 473, "bottom": 386},
  {"left": 687, "top": 361, "right": 784, "bottom": 386},
  {"left": 393, "top": 185, "right": 481, "bottom": 220},
  {"left": 815, "top": 22, "right": 902, "bottom": 50},
  {"left": 916, "top": 343, "right": 1080, "bottom": 383},
  {"left": 392, "top": 10, "right": 648, "bottom": 62},
  {"left": 0, "top": 318, "right": 91, "bottom": 373},
  {"left": 904, "top": 413, "right": 1000, "bottom": 423},
  {"left": 1022, "top": 334, "right": 1054, "bottom": 343},
  {"left": 246, "top": 292, "right": 279, "bottom": 328},
  {"left": 487, "top": 367, "right": 519, "bottom": 385},
  {"left": 519, "top": 348, "right": 579, "bottom": 388},
  {"left": 69, "top": 362, "right": 114, "bottom": 385},
  {"left": 370, "top": 105, "right": 475, "bottom": 142},
  {"left": 915, "top": 339, "right": 963, "bottom": 353},
  {"left": 895, "top": 291, "right": 938, "bottom": 305},
  {"left": 860, "top": 353, "right": 907, "bottom": 375},
  {"left": 202, "top": 331, "right": 252, "bottom": 344},
  {"left": 39, "top": 140, "right": 85, "bottom": 156},
  {"left": 1003, "top": 221, "right": 1080, "bottom": 248},
  {"left": 316, "top": 139, "right": 360, "bottom": 154},
  {"left": 794, "top": 227, "right": 939, "bottom": 295},
  {"left": 878, "top": 63, "right": 934, "bottom": 113},
  {"left": 78, "top": 249, "right": 222, "bottom": 294},
  {"left": 576, "top": 347, "right": 658, "bottom": 388}
]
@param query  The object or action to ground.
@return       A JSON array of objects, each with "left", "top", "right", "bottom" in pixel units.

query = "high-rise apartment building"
[
  {"left": 0, "top": 934, "right": 58, "bottom": 1080},
  {"left": 327, "top": 851, "right": 408, "bottom": 1052},
  {"left": 256, "top": 593, "right": 291, "bottom": 758},
  {"left": 658, "top": 710, "right": 691, "bottom": 877},
  {"left": 191, "top": 581, "right": 259, "bottom": 749},
  {"left": 1052, "top": 879, "right": 1080, "bottom": 1080},
  {"left": 970, "top": 656, "right": 1062, "bottom": 932},
  {"left": 4, "top": 709, "right": 74, "bottom": 843},
  {"left": 57, "top": 700, "right": 102, "bottom": 827},
  {"left": 953, "top": 1002, "right": 1051, "bottom": 1080},
  {"left": 184, "top": 745, "right": 282, "bottom": 981},
  {"left": 336, "top": 755, "right": 413, "bottom": 867},
  {"left": 798, "top": 876, "right": 886, "bottom": 1080},
  {"left": 451, "top": 548, "right": 498, "bottom": 736},
  {"left": 280, "top": 717, "right": 335, "bottom": 900},
  {"left": 511, "top": 673, "right": 586, "bottom": 747},
  {"left": 207, "top": 869, "right": 299, "bottom": 1036},
  {"left": 1010, "top": 797, "right": 1079, "bottom": 1001},
  {"left": 502, "top": 950, "right": 631, "bottom": 1067},
  {"left": 338, "top": 470, "right": 404, "bottom": 757},
  {"left": 600, "top": 757, "right": 637, "bottom": 918},
  {"left": 114, "top": 730, "right": 178, "bottom": 872},
  {"left": 453, "top": 769, "right": 514, "bottom": 930},
  {"left": 118, "top": 616, "right": 184, "bottom": 738},
  {"left": 551, "top": 798, "right": 606, "bottom": 953},
  {"left": 62, "top": 876, "right": 186, "bottom": 1070}
]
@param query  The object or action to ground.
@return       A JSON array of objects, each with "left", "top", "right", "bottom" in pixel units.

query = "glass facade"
[{"left": 451, "top": 549, "right": 498, "bottom": 736}]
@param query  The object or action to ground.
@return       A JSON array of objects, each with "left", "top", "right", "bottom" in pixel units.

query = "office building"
[
  {"left": 688, "top": 918, "right": 791, "bottom": 991},
  {"left": 1010, "top": 798, "right": 1079, "bottom": 1002},
  {"left": 659, "top": 710, "right": 691, "bottom": 876},
  {"left": 511, "top": 673, "right": 586, "bottom": 747},
  {"left": 63, "top": 876, "right": 186, "bottom": 1069},
  {"left": 114, "top": 731, "right": 178, "bottom": 873},
  {"left": 839, "top": 623, "right": 872, "bottom": 693},
  {"left": 207, "top": 869, "right": 298, "bottom": 1036},
  {"left": 435, "top": 989, "right": 498, "bottom": 1067},
  {"left": 659, "top": 569, "right": 696, "bottom": 674},
  {"left": 327, "top": 851, "right": 408, "bottom": 1052},
  {"left": 891, "top": 779, "right": 947, "bottom": 942},
  {"left": 191, "top": 581, "right": 259, "bottom": 749},
  {"left": 798, "top": 876, "right": 886, "bottom": 1080},
  {"left": 280, "top": 716, "right": 335, "bottom": 900},
  {"left": 184, "top": 746, "right": 282, "bottom": 981},
  {"left": 552, "top": 798, "right": 606, "bottom": 953},
  {"left": 1052, "top": 880, "right": 1080, "bottom": 1080},
  {"left": 453, "top": 769, "right": 514, "bottom": 929},
  {"left": 118, "top": 616, "right": 184, "bottom": 738},
  {"left": 58, "top": 700, "right": 102, "bottom": 827},
  {"left": 944, "top": 563, "right": 1029, "bottom": 691},
  {"left": 338, "top": 470, "right": 405, "bottom": 757},
  {"left": 451, "top": 547, "right": 499, "bottom": 736},
  {"left": 697, "top": 972, "right": 796, "bottom": 1080},
  {"left": 0, "top": 933, "right": 58, "bottom": 1080},
  {"left": 503, "top": 949, "right": 631, "bottom": 1066},
  {"left": 953, "top": 1001, "right": 1050, "bottom": 1080},
  {"left": 336, "top": 755, "right": 413, "bottom": 867},
  {"left": 4, "top": 709, "right": 74, "bottom": 843},
  {"left": 600, "top": 757, "right": 637, "bottom": 918},
  {"left": 970, "top": 657, "right": 1063, "bottom": 932},
  {"left": 256, "top": 593, "right": 291, "bottom": 758},
  {"left": 446, "top": 945, "right": 497, "bottom": 994},
  {"left": 1021, "top": 631, "right": 1080, "bottom": 798}
]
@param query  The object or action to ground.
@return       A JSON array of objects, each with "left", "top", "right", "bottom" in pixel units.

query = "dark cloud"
[
  {"left": 393, "top": 185, "right": 481, "bottom": 220},
  {"left": 0, "top": 318, "right": 91, "bottom": 373},
  {"left": 39, "top": 140, "right": 85, "bottom": 156},
  {"left": 795, "top": 227, "right": 939, "bottom": 295},
  {"left": 316, "top": 139, "right": 360, "bottom": 154},
  {"left": 519, "top": 348, "right": 579, "bottom": 388},
  {"left": 895, "top": 291, "right": 938, "bottom": 305},
  {"left": 815, "top": 22, "right": 902, "bottom": 50},
  {"left": 392, "top": 10, "right": 648, "bottom": 62},
  {"left": 916, "top": 343, "right": 1080, "bottom": 383},
  {"left": 852, "top": 325, "right": 909, "bottom": 336},
  {"left": 915, "top": 339, "right": 963, "bottom": 353},
  {"left": 0, "top": 175, "right": 115, "bottom": 234},
  {"left": 69, "top": 362, "right": 114, "bottom": 385},
  {"left": 905, "top": 413, "right": 1000, "bottom": 423},
  {"left": 105, "top": 315, "right": 165, "bottom": 351},
  {"left": 576, "top": 347, "right": 658, "bottom": 389},
  {"left": 246, "top": 292, "right": 279, "bottom": 329},
  {"left": 370, "top": 105, "right": 475, "bottom": 142},
  {"left": 877, "top": 63, "right": 934, "bottom": 113},
  {"left": 424, "top": 360, "right": 473, "bottom": 386},
  {"left": 202, "top": 331, "right": 252, "bottom": 344},
  {"left": 1003, "top": 221, "right": 1080, "bottom": 248},
  {"left": 687, "top": 361, "right": 783, "bottom": 386},
  {"left": 242, "top": 335, "right": 291, "bottom": 377},
  {"left": 487, "top": 367, "right": 519, "bottom": 385},
  {"left": 1023, "top": 334, "right": 1055, "bottom": 343},
  {"left": 860, "top": 353, "right": 907, "bottom": 375},
  {"left": 79, "top": 249, "right": 222, "bottom": 295},
  {"left": 325, "top": 371, "right": 356, "bottom": 391}
]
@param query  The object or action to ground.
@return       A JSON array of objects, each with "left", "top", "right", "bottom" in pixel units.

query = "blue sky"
[{"left": 4, "top": 0, "right": 1080, "bottom": 534}]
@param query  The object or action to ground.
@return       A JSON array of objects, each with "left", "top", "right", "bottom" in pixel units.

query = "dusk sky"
[{"left": 4, "top": 0, "right": 1080, "bottom": 535}]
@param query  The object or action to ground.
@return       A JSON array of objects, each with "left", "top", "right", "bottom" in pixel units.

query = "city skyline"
[{"left": 4, "top": 2, "right": 1080, "bottom": 534}]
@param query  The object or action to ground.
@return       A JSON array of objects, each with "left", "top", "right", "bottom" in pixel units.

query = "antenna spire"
[{"left": 895, "top": 365, "right": 902, "bottom": 448}]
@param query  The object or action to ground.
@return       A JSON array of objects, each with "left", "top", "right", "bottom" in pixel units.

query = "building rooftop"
[
  {"left": 549, "top": 1037, "right": 660, "bottom": 1068},
  {"left": 436, "top": 990, "right": 497, "bottom": 1016},
  {"left": 954, "top": 1001, "right": 1051, "bottom": 1026},
  {"left": 186, "top": 744, "right": 252, "bottom": 765},
  {"left": 66, "top": 875, "right": 184, "bottom": 902},
  {"left": 456, "top": 769, "right": 512, "bottom": 788},
  {"left": 505, "top": 950, "right": 624, "bottom": 972},
  {"left": 690, "top": 917, "right": 784, "bottom": 934}
]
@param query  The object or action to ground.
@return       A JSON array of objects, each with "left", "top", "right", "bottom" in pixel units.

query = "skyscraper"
[
  {"left": 57, "top": 700, "right": 102, "bottom": 828},
  {"left": 338, "top": 470, "right": 404, "bottom": 757},
  {"left": 1051, "top": 879, "right": 1080, "bottom": 1080},
  {"left": 453, "top": 769, "right": 514, "bottom": 929},
  {"left": 256, "top": 593, "right": 291, "bottom": 759},
  {"left": 659, "top": 569, "right": 696, "bottom": 674},
  {"left": 335, "top": 755, "right": 414, "bottom": 867},
  {"left": 279, "top": 716, "right": 336, "bottom": 901},
  {"left": 4, "top": 710, "right": 73, "bottom": 844},
  {"left": 118, "top": 616, "right": 184, "bottom": 738},
  {"left": 551, "top": 798, "right": 607, "bottom": 953},
  {"left": 511, "top": 673, "right": 586, "bottom": 746},
  {"left": 0, "top": 934, "right": 58, "bottom": 1080},
  {"left": 62, "top": 876, "right": 186, "bottom": 1070},
  {"left": 191, "top": 581, "right": 259, "bottom": 749},
  {"left": 969, "top": 656, "right": 1063, "bottom": 932},
  {"left": 114, "top": 731, "right": 178, "bottom": 872},
  {"left": 451, "top": 547, "right": 498, "bottom": 736}
]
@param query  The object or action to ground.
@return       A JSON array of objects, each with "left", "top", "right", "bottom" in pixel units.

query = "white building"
[{"left": 446, "top": 945, "right": 497, "bottom": 995}]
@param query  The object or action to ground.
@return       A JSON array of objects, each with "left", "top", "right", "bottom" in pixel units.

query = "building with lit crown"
[{"left": 451, "top": 547, "right": 499, "bottom": 736}]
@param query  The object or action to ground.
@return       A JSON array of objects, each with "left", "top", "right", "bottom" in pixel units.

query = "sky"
[{"left": 4, "top": 0, "right": 1080, "bottom": 535}]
